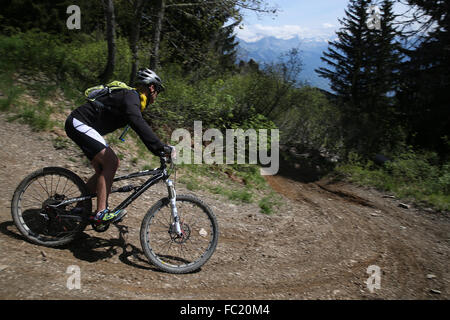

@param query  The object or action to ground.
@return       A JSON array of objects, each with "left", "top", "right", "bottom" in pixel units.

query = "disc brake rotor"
[{"left": 169, "top": 222, "right": 191, "bottom": 244}]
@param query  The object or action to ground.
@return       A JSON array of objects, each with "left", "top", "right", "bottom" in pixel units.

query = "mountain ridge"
[{"left": 236, "top": 35, "right": 332, "bottom": 91}]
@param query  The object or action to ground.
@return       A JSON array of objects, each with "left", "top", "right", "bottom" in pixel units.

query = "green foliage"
[
  {"left": 229, "top": 188, "right": 253, "bottom": 203},
  {"left": 0, "top": 0, "right": 102, "bottom": 38},
  {"left": 334, "top": 149, "right": 450, "bottom": 211},
  {"left": 153, "top": 66, "right": 277, "bottom": 133},
  {"left": 385, "top": 150, "right": 440, "bottom": 183},
  {"left": 274, "top": 86, "right": 342, "bottom": 155},
  {"left": 439, "top": 164, "right": 450, "bottom": 194},
  {"left": 0, "top": 30, "right": 131, "bottom": 89},
  {"left": 317, "top": 0, "right": 403, "bottom": 157},
  {"left": 258, "top": 192, "right": 282, "bottom": 215},
  {"left": 161, "top": 0, "right": 240, "bottom": 75},
  {"left": 0, "top": 0, "right": 448, "bottom": 221},
  {"left": 0, "top": 72, "right": 24, "bottom": 111},
  {"left": 53, "top": 136, "right": 71, "bottom": 150},
  {"left": 0, "top": 30, "right": 78, "bottom": 83},
  {"left": 8, "top": 100, "right": 55, "bottom": 131},
  {"left": 207, "top": 184, "right": 252, "bottom": 203},
  {"left": 231, "top": 164, "right": 266, "bottom": 188},
  {"left": 69, "top": 36, "right": 132, "bottom": 86}
]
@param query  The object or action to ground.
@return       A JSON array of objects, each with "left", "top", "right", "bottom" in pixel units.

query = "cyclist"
[{"left": 65, "top": 68, "right": 171, "bottom": 224}]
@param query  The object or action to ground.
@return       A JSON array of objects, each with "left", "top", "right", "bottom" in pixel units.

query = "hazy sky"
[{"left": 235, "top": 0, "right": 410, "bottom": 42}]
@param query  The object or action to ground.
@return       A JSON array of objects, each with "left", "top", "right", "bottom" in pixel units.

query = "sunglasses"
[{"left": 151, "top": 84, "right": 164, "bottom": 94}]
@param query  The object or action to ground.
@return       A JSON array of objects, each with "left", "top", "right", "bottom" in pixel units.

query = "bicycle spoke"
[
  {"left": 143, "top": 196, "right": 217, "bottom": 272},
  {"left": 54, "top": 174, "right": 62, "bottom": 195},
  {"left": 50, "top": 175, "right": 54, "bottom": 196},
  {"left": 12, "top": 168, "right": 91, "bottom": 246},
  {"left": 23, "top": 191, "right": 44, "bottom": 205},
  {"left": 62, "top": 183, "right": 77, "bottom": 197},
  {"left": 162, "top": 240, "right": 175, "bottom": 259},
  {"left": 60, "top": 176, "right": 70, "bottom": 195},
  {"left": 36, "top": 178, "right": 50, "bottom": 198}
]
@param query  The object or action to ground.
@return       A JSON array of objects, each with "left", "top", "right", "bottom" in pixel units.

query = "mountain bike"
[{"left": 10, "top": 150, "right": 219, "bottom": 274}]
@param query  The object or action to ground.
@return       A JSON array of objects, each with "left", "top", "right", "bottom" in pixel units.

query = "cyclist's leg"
[
  {"left": 65, "top": 115, "right": 115, "bottom": 213},
  {"left": 85, "top": 171, "right": 99, "bottom": 194},
  {"left": 90, "top": 147, "right": 120, "bottom": 213}
]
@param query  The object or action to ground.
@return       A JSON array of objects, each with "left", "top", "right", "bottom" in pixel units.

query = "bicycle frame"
[
  {"left": 50, "top": 157, "right": 182, "bottom": 235},
  {"left": 111, "top": 167, "right": 166, "bottom": 212}
]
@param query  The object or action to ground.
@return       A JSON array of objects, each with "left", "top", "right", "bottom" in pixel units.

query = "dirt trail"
[{"left": 0, "top": 112, "right": 449, "bottom": 300}]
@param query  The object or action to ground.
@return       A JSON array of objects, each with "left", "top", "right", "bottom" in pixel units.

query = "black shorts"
[{"left": 65, "top": 115, "right": 108, "bottom": 161}]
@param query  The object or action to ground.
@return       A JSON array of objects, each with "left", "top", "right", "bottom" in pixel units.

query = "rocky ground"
[{"left": 0, "top": 112, "right": 449, "bottom": 300}]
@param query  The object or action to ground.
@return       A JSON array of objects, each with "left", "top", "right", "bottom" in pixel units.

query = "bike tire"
[
  {"left": 140, "top": 194, "right": 219, "bottom": 274},
  {"left": 11, "top": 167, "right": 91, "bottom": 247}
]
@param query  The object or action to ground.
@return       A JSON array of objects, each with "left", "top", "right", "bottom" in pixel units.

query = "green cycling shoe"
[{"left": 90, "top": 208, "right": 127, "bottom": 224}]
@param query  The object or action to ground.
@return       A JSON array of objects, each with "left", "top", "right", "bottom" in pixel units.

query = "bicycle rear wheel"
[
  {"left": 11, "top": 167, "right": 92, "bottom": 247},
  {"left": 140, "top": 194, "right": 219, "bottom": 274}
]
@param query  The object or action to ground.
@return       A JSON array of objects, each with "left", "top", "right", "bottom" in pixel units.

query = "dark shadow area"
[
  {"left": 274, "top": 148, "right": 338, "bottom": 183},
  {"left": 0, "top": 219, "right": 162, "bottom": 273},
  {"left": 0, "top": 220, "right": 26, "bottom": 242},
  {"left": 66, "top": 224, "right": 200, "bottom": 274},
  {"left": 66, "top": 224, "right": 163, "bottom": 272},
  {"left": 65, "top": 223, "right": 200, "bottom": 274}
]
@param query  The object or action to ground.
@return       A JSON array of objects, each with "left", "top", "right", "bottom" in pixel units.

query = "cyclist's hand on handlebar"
[{"left": 160, "top": 145, "right": 176, "bottom": 159}]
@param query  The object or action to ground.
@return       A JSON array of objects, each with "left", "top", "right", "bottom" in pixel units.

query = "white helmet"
[{"left": 135, "top": 68, "right": 165, "bottom": 92}]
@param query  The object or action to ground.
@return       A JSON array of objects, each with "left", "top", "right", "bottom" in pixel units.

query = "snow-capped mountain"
[{"left": 236, "top": 35, "right": 333, "bottom": 91}]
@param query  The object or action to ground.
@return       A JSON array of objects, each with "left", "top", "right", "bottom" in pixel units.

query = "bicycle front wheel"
[{"left": 140, "top": 194, "right": 219, "bottom": 274}]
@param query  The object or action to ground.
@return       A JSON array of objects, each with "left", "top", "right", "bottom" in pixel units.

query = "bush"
[
  {"left": 0, "top": 74, "right": 24, "bottom": 111},
  {"left": 333, "top": 149, "right": 450, "bottom": 211},
  {"left": 68, "top": 36, "right": 132, "bottom": 87},
  {"left": 385, "top": 150, "right": 441, "bottom": 194},
  {"left": 0, "top": 30, "right": 76, "bottom": 80},
  {"left": 8, "top": 100, "right": 54, "bottom": 131},
  {"left": 154, "top": 66, "right": 276, "bottom": 130},
  {"left": 0, "top": 30, "right": 132, "bottom": 90},
  {"left": 439, "top": 164, "right": 450, "bottom": 194}
]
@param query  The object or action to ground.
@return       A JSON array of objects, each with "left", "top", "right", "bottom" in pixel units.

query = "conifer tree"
[
  {"left": 316, "top": 0, "right": 402, "bottom": 157},
  {"left": 397, "top": 0, "right": 450, "bottom": 156},
  {"left": 366, "top": 0, "right": 403, "bottom": 152},
  {"left": 316, "top": 0, "right": 372, "bottom": 155}
]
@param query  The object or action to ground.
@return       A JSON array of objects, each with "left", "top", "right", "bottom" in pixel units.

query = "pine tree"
[
  {"left": 316, "top": 0, "right": 402, "bottom": 157},
  {"left": 366, "top": 0, "right": 404, "bottom": 152},
  {"left": 213, "top": 18, "right": 241, "bottom": 72},
  {"left": 397, "top": 0, "right": 450, "bottom": 156},
  {"left": 162, "top": 0, "right": 240, "bottom": 75},
  {"left": 316, "top": 0, "right": 372, "bottom": 155},
  {"left": 316, "top": 1, "right": 365, "bottom": 98}
]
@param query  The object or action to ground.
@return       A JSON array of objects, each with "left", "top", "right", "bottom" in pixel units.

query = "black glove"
[{"left": 159, "top": 145, "right": 172, "bottom": 157}]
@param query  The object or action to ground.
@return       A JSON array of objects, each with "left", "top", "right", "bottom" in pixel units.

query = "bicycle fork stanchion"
[{"left": 166, "top": 179, "right": 182, "bottom": 236}]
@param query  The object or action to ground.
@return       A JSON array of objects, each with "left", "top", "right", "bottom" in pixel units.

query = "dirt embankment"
[{"left": 0, "top": 112, "right": 449, "bottom": 300}]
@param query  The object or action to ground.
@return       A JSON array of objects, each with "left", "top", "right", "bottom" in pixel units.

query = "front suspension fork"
[{"left": 166, "top": 179, "right": 182, "bottom": 236}]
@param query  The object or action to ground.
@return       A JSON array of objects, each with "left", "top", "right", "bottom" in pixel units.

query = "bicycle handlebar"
[{"left": 159, "top": 145, "right": 176, "bottom": 167}]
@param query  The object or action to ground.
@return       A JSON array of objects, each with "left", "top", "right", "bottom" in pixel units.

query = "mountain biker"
[{"left": 65, "top": 68, "right": 171, "bottom": 224}]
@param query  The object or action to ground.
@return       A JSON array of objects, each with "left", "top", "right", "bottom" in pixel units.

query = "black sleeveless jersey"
[{"left": 70, "top": 89, "right": 165, "bottom": 155}]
